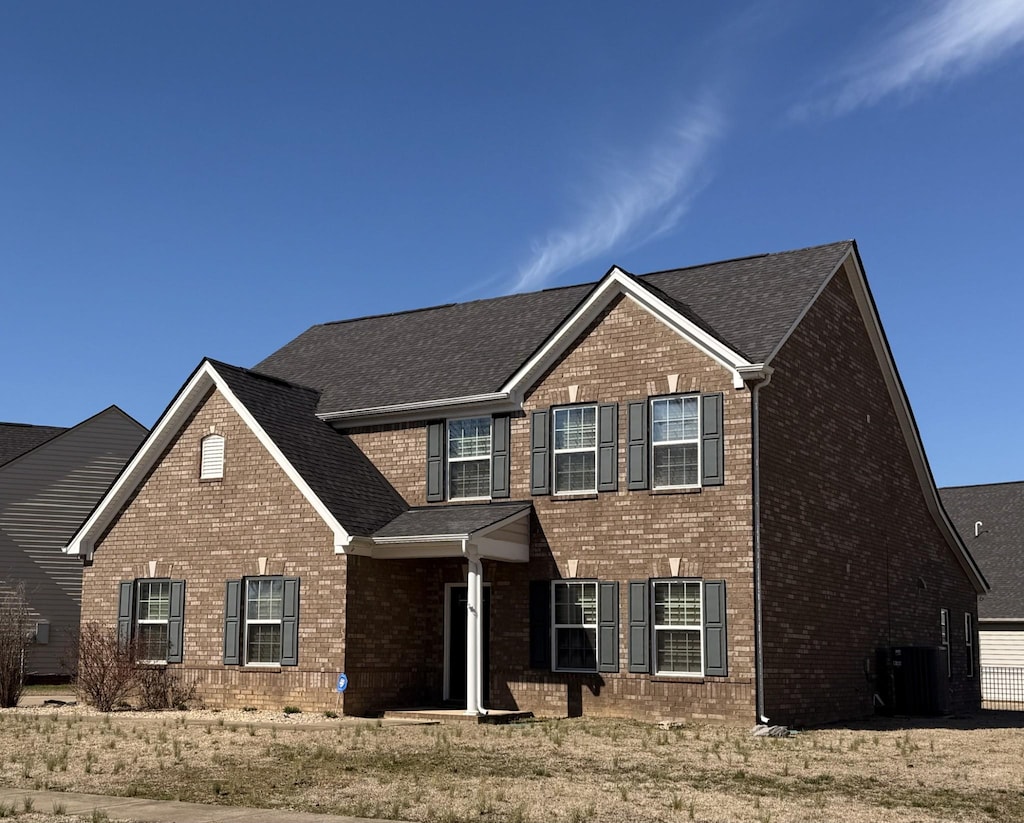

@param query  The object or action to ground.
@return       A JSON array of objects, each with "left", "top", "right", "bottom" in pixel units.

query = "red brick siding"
[
  {"left": 82, "top": 389, "right": 352, "bottom": 712},
  {"left": 758, "top": 264, "right": 980, "bottom": 726}
]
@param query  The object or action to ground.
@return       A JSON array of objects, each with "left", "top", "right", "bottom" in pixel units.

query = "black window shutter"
[
  {"left": 628, "top": 580, "right": 650, "bottom": 673},
  {"left": 701, "top": 393, "right": 724, "bottom": 486},
  {"left": 167, "top": 580, "right": 185, "bottom": 664},
  {"left": 530, "top": 410, "right": 550, "bottom": 496},
  {"left": 281, "top": 577, "right": 300, "bottom": 666},
  {"left": 491, "top": 414, "right": 510, "bottom": 499},
  {"left": 703, "top": 580, "right": 728, "bottom": 677},
  {"left": 117, "top": 581, "right": 134, "bottom": 649},
  {"left": 529, "top": 580, "right": 552, "bottom": 669},
  {"left": 426, "top": 421, "right": 445, "bottom": 502},
  {"left": 597, "top": 404, "right": 618, "bottom": 492},
  {"left": 223, "top": 580, "right": 241, "bottom": 665},
  {"left": 598, "top": 581, "right": 619, "bottom": 672},
  {"left": 626, "top": 401, "right": 649, "bottom": 490}
]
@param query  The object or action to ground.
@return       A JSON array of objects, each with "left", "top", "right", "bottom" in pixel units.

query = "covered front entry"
[
  {"left": 351, "top": 500, "right": 531, "bottom": 716},
  {"left": 446, "top": 584, "right": 490, "bottom": 703}
]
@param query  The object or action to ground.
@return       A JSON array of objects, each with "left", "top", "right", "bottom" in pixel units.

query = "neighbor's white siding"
[{"left": 980, "top": 630, "right": 1024, "bottom": 667}]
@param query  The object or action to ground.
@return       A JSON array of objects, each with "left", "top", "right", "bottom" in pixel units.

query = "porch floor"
[{"left": 383, "top": 707, "right": 534, "bottom": 724}]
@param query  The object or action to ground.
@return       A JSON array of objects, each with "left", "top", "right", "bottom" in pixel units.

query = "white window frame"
[
  {"left": 136, "top": 579, "right": 171, "bottom": 665},
  {"left": 652, "top": 578, "right": 704, "bottom": 677},
  {"left": 446, "top": 417, "right": 492, "bottom": 501},
  {"left": 552, "top": 405, "right": 598, "bottom": 495},
  {"left": 551, "top": 580, "right": 599, "bottom": 672},
  {"left": 200, "top": 434, "right": 225, "bottom": 480},
  {"left": 650, "top": 395, "right": 701, "bottom": 490},
  {"left": 965, "top": 612, "right": 974, "bottom": 678},
  {"left": 940, "top": 608, "right": 950, "bottom": 678},
  {"left": 244, "top": 577, "right": 284, "bottom": 667}
]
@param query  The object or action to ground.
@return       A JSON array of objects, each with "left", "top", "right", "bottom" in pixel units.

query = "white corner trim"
[
  {"left": 64, "top": 360, "right": 352, "bottom": 557},
  {"left": 501, "top": 268, "right": 755, "bottom": 395},
  {"left": 837, "top": 253, "right": 988, "bottom": 594}
]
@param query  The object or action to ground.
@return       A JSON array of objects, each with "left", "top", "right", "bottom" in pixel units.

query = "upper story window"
[
  {"left": 553, "top": 406, "right": 597, "bottom": 494},
  {"left": 200, "top": 434, "right": 225, "bottom": 480},
  {"left": 651, "top": 396, "right": 699, "bottom": 489},
  {"left": 447, "top": 417, "right": 492, "bottom": 500}
]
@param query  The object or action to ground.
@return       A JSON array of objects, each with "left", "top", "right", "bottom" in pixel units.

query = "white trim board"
[{"left": 63, "top": 360, "right": 353, "bottom": 558}]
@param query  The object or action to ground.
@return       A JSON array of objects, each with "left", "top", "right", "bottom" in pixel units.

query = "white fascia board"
[
  {"left": 64, "top": 360, "right": 352, "bottom": 558},
  {"left": 836, "top": 252, "right": 989, "bottom": 594},
  {"left": 374, "top": 532, "right": 470, "bottom": 544},
  {"left": 501, "top": 269, "right": 755, "bottom": 395},
  {"left": 317, "top": 393, "right": 511, "bottom": 424}
]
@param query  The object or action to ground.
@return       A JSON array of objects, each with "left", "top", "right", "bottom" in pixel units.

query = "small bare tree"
[
  {"left": 0, "top": 582, "right": 33, "bottom": 708},
  {"left": 73, "top": 622, "right": 140, "bottom": 711}
]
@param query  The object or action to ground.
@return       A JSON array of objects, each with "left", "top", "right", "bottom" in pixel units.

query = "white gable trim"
[
  {"left": 769, "top": 250, "right": 987, "bottom": 593},
  {"left": 501, "top": 268, "right": 755, "bottom": 397},
  {"left": 63, "top": 361, "right": 352, "bottom": 558}
]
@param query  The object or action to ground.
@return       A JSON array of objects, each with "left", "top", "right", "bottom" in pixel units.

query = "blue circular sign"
[{"left": 336, "top": 673, "right": 348, "bottom": 693}]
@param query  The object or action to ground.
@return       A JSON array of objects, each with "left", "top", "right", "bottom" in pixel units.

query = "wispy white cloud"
[
  {"left": 799, "top": 0, "right": 1024, "bottom": 118},
  {"left": 509, "top": 95, "right": 724, "bottom": 293}
]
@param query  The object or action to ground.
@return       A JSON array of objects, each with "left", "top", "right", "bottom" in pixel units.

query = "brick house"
[{"left": 65, "top": 240, "right": 985, "bottom": 726}]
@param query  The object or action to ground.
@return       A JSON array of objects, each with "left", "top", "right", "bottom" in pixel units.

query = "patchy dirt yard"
[{"left": 1, "top": 706, "right": 1023, "bottom": 823}]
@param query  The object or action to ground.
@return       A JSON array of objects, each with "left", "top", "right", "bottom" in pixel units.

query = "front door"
[{"left": 445, "top": 584, "right": 490, "bottom": 703}]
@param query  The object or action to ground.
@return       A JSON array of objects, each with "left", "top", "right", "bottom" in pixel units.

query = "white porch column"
[{"left": 465, "top": 547, "right": 481, "bottom": 716}]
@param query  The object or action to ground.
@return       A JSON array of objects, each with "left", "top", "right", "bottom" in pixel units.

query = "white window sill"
[
  {"left": 448, "top": 496, "right": 492, "bottom": 504},
  {"left": 650, "top": 674, "right": 706, "bottom": 683},
  {"left": 551, "top": 491, "right": 598, "bottom": 500}
]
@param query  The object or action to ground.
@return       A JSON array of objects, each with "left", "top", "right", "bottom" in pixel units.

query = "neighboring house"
[
  {"left": 65, "top": 240, "right": 986, "bottom": 726},
  {"left": 940, "top": 482, "right": 1024, "bottom": 703},
  {"left": 0, "top": 408, "right": 147, "bottom": 679}
]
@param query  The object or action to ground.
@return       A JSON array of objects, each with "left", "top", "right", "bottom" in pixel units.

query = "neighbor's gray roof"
[
  {"left": 211, "top": 361, "right": 407, "bottom": 536},
  {"left": 374, "top": 501, "right": 532, "bottom": 540},
  {"left": 255, "top": 241, "right": 854, "bottom": 415},
  {"left": 940, "top": 482, "right": 1024, "bottom": 620},
  {"left": 0, "top": 423, "right": 68, "bottom": 468}
]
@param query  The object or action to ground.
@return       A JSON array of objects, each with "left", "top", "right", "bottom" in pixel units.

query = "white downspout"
[
  {"left": 749, "top": 370, "right": 773, "bottom": 724},
  {"left": 474, "top": 554, "right": 489, "bottom": 716},
  {"left": 464, "top": 542, "right": 480, "bottom": 716}
]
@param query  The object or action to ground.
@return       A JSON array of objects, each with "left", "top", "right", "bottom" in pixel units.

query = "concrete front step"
[{"left": 382, "top": 707, "right": 533, "bottom": 724}]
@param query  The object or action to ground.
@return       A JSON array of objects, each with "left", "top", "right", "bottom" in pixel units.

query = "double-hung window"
[
  {"left": 964, "top": 613, "right": 974, "bottom": 678},
  {"left": 651, "top": 396, "right": 699, "bottom": 489},
  {"left": 652, "top": 580, "right": 703, "bottom": 676},
  {"left": 117, "top": 578, "right": 185, "bottom": 664},
  {"left": 552, "top": 580, "right": 598, "bottom": 671},
  {"left": 136, "top": 580, "right": 171, "bottom": 663},
  {"left": 553, "top": 406, "right": 597, "bottom": 493},
  {"left": 940, "top": 608, "right": 950, "bottom": 678},
  {"left": 448, "top": 417, "right": 492, "bottom": 500},
  {"left": 245, "top": 578, "right": 284, "bottom": 665},
  {"left": 223, "top": 576, "right": 299, "bottom": 667}
]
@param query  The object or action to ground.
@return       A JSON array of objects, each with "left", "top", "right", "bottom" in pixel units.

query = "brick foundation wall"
[
  {"left": 758, "top": 264, "right": 981, "bottom": 726},
  {"left": 82, "top": 388, "right": 352, "bottom": 712}
]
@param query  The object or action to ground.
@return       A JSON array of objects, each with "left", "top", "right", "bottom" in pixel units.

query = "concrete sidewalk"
[{"left": 0, "top": 787, "right": 401, "bottom": 823}]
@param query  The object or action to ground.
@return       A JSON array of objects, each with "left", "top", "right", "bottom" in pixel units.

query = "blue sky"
[{"left": 2, "top": 0, "right": 1022, "bottom": 487}]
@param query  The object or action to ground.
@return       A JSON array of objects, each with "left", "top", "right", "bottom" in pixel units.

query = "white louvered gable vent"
[{"left": 200, "top": 434, "right": 225, "bottom": 480}]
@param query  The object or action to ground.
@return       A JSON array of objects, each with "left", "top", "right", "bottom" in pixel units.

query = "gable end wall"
[{"left": 758, "top": 264, "right": 980, "bottom": 726}]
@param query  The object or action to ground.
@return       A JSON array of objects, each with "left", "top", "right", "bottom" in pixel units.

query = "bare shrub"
[
  {"left": 0, "top": 582, "right": 33, "bottom": 707},
  {"left": 73, "top": 622, "right": 140, "bottom": 711},
  {"left": 137, "top": 667, "right": 198, "bottom": 711}
]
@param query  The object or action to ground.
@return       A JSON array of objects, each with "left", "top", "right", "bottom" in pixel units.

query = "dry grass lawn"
[{"left": 1, "top": 706, "right": 1023, "bottom": 823}]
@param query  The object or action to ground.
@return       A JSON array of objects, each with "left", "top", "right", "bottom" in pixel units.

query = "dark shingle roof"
[
  {"left": 255, "top": 241, "right": 853, "bottom": 415},
  {"left": 940, "top": 482, "right": 1024, "bottom": 620},
  {"left": 0, "top": 423, "right": 68, "bottom": 468},
  {"left": 374, "top": 501, "right": 532, "bottom": 540},
  {"left": 211, "top": 361, "right": 407, "bottom": 536}
]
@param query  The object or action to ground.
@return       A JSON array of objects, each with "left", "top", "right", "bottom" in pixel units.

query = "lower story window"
[
  {"left": 552, "top": 580, "right": 598, "bottom": 671},
  {"left": 246, "top": 578, "right": 284, "bottom": 665},
  {"left": 965, "top": 612, "right": 974, "bottom": 678},
  {"left": 137, "top": 580, "right": 171, "bottom": 663},
  {"left": 653, "top": 579, "right": 703, "bottom": 676},
  {"left": 223, "top": 576, "right": 300, "bottom": 667}
]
